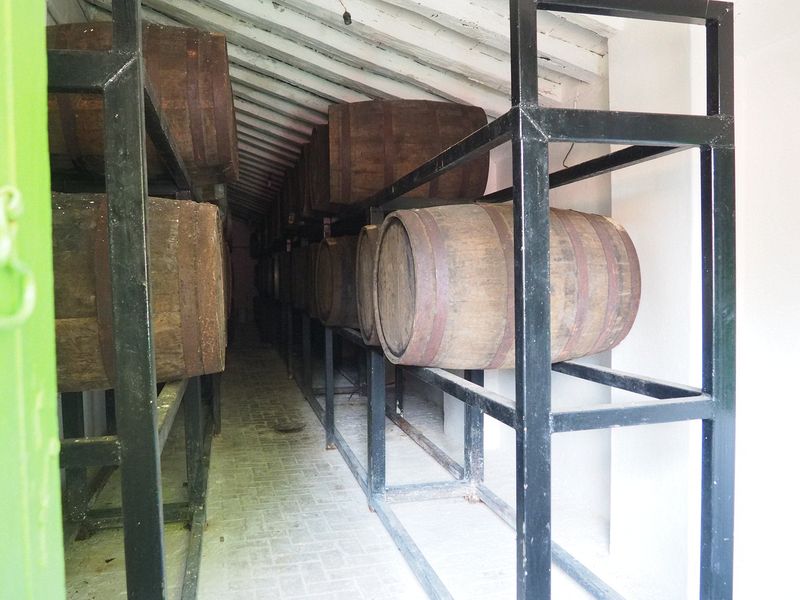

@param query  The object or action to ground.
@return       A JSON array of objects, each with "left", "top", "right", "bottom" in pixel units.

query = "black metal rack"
[
  {"left": 49, "top": 3, "right": 214, "bottom": 598},
  {"left": 277, "top": 1, "right": 736, "bottom": 598}
]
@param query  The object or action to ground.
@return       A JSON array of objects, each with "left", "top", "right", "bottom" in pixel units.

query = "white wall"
[{"left": 732, "top": 1, "right": 800, "bottom": 597}]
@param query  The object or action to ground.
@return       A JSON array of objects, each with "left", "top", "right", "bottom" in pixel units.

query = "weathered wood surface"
[
  {"left": 291, "top": 246, "right": 308, "bottom": 310},
  {"left": 374, "top": 203, "right": 641, "bottom": 369},
  {"left": 315, "top": 236, "right": 359, "bottom": 328},
  {"left": 329, "top": 100, "right": 489, "bottom": 205},
  {"left": 53, "top": 193, "right": 227, "bottom": 391},
  {"left": 356, "top": 225, "right": 381, "bottom": 345},
  {"left": 48, "top": 22, "right": 238, "bottom": 185}
]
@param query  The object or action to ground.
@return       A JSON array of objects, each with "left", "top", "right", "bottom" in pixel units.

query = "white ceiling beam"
[
  {"left": 233, "top": 100, "right": 310, "bottom": 145},
  {"left": 229, "top": 65, "right": 328, "bottom": 125},
  {"left": 237, "top": 127, "right": 299, "bottom": 160},
  {"left": 198, "top": 0, "right": 510, "bottom": 115},
  {"left": 379, "top": 0, "right": 605, "bottom": 82},
  {"left": 246, "top": 0, "right": 509, "bottom": 93},
  {"left": 85, "top": 0, "right": 371, "bottom": 104},
  {"left": 235, "top": 114, "right": 303, "bottom": 153},
  {"left": 229, "top": 64, "right": 330, "bottom": 117},
  {"left": 226, "top": 44, "right": 369, "bottom": 104},
  {"left": 233, "top": 91, "right": 314, "bottom": 136},
  {"left": 551, "top": 12, "right": 625, "bottom": 38},
  {"left": 125, "top": 0, "right": 443, "bottom": 101},
  {"left": 233, "top": 84, "right": 321, "bottom": 131},
  {"left": 238, "top": 142, "right": 294, "bottom": 168}
]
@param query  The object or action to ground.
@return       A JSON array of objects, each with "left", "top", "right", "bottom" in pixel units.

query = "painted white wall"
[
  {"left": 731, "top": 1, "right": 800, "bottom": 597},
  {"left": 608, "top": 19, "right": 706, "bottom": 600}
]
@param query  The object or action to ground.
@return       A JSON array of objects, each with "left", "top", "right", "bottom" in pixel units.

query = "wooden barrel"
[
  {"left": 309, "top": 125, "right": 338, "bottom": 214},
  {"left": 374, "top": 204, "right": 641, "bottom": 369},
  {"left": 47, "top": 22, "right": 238, "bottom": 186},
  {"left": 52, "top": 193, "right": 227, "bottom": 391},
  {"left": 315, "top": 236, "right": 359, "bottom": 328},
  {"left": 329, "top": 100, "right": 489, "bottom": 205},
  {"left": 291, "top": 247, "right": 308, "bottom": 310},
  {"left": 307, "top": 243, "right": 321, "bottom": 319},
  {"left": 356, "top": 225, "right": 381, "bottom": 345}
]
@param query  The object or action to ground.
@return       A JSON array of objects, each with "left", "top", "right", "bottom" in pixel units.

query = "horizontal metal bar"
[
  {"left": 61, "top": 436, "right": 121, "bottom": 467},
  {"left": 550, "top": 144, "right": 683, "bottom": 188},
  {"left": 385, "top": 481, "right": 470, "bottom": 504},
  {"left": 85, "top": 502, "right": 190, "bottom": 530},
  {"left": 371, "top": 500, "right": 454, "bottom": 600},
  {"left": 157, "top": 379, "right": 188, "bottom": 454},
  {"left": 551, "top": 395, "right": 714, "bottom": 433},
  {"left": 359, "top": 109, "right": 515, "bottom": 211},
  {"left": 47, "top": 49, "right": 131, "bottom": 92},
  {"left": 143, "top": 76, "right": 192, "bottom": 193},
  {"left": 386, "top": 412, "right": 464, "bottom": 480},
  {"left": 332, "top": 428, "right": 368, "bottom": 495},
  {"left": 536, "top": 0, "right": 730, "bottom": 24},
  {"left": 477, "top": 484, "right": 625, "bottom": 599},
  {"left": 552, "top": 361, "right": 703, "bottom": 399},
  {"left": 527, "top": 106, "right": 734, "bottom": 148},
  {"left": 335, "top": 326, "right": 368, "bottom": 348},
  {"left": 402, "top": 367, "right": 516, "bottom": 428}
]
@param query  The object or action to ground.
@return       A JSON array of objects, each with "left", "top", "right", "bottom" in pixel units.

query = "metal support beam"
[
  {"left": 463, "top": 370, "right": 484, "bottom": 488},
  {"left": 367, "top": 349, "right": 386, "bottom": 505},
  {"left": 324, "top": 327, "right": 335, "bottom": 449}
]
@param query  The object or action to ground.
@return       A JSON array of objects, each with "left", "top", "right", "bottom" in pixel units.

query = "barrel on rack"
[
  {"left": 328, "top": 100, "right": 490, "bottom": 205},
  {"left": 307, "top": 243, "right": 321, "bottom": 319},
  {"left": 291, "top": 247, "right": 308, "bottom": 311},
  {"left": 308, "top": 125, "right": 338, "bottom": 214},
  {"left": 52, "top": 193, "right": 227, "bottom": 392},
  {"left": 374, "top": 203, "right": 641, "bottom": 369},
  {"left": 47, "top": 22, "right": 238, "bottom": 186},
  {"left": 315, "top": 236, "right": 359, "bottom": 328},
  {"left": 271, "top": 253, "right": 281, "bottom": 302},
  {"left": 356, "top": 225, "right": 381, "bottom": 346}
]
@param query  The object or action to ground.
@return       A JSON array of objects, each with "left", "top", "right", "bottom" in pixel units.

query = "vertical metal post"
[
  {"left": 463, "top": 370, "right": 485, "bottom": 487},
  {"left": 302, "top": 313, "right": 312, "bottom": 396},
  {"left": 701, "top": 8, "right": 736, "bottom": 598},
  {"left": 395, "top": 367, "right": 405, "bottom": 415},
  {"left": 368, "top": 348, "right": 386, "bottom": 505},
  {"left": 286, "top": 304, "right": 294, "bottom": 379},
  {"left": 183, "top": 377, "right": 204, "bottom": 509},
  {"left": 324, "top": 327, "right": 335, "bottom": 449},
  {"left": 62, "top": 392, "right": 89, "bottom": 525},
  {"left": 105, "top": 1, "right": 166, "bottom": 597},
  {"left": 511, "top": 1, "right": 552, "bottom": 598}
]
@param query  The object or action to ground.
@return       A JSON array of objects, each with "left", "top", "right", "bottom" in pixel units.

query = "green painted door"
[{"left": 0, "top": 0, "right": 66, "bottom": 598}]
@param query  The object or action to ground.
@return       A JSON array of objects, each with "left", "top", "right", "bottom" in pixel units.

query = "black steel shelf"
[
  {"left": 51, "top": 3, "right": 213, "bottom": 598},
  {"left": 277, "top": 1, "right": 736, "bottom": 598}
]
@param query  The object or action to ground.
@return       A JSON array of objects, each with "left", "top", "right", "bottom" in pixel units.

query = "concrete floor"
[{"left": 63, "top": 330, "right": 625, "bottom": 599}]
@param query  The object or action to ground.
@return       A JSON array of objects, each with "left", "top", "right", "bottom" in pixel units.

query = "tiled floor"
[{"left": 63, "top": 332, "right": 611, "bottom": 599}]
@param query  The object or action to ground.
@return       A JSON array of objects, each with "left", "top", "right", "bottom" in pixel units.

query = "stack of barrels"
[
  {"left": 273, "top": 98, "right": 643, "bottom": 370},
  {"left": 48, "top": 22, "right": 236, "bottom": 391}
]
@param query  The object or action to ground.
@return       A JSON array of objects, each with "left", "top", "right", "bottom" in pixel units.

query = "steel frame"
[
  {"left": 281, "top": 1, "right": 736, "bottom": 598},
  {"left": 49, "top": 2, "right": 215, "bottom": 597}
]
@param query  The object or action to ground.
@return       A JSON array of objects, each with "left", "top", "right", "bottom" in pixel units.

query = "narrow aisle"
[{"left": 198, "top": 334, "right": 426, "bottom": 600}]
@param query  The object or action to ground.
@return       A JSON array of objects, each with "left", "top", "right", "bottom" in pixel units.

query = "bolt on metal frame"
[
  {"left": 277, "top": 1, "right": 736, "bottom": 598},
  {"left": 48, "top": 1, "right": 215, "bottom": 597}
]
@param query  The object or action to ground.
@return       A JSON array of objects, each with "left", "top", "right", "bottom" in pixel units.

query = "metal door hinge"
[{"left": 0, "top": 185, "right": 36, "bottom": 329}]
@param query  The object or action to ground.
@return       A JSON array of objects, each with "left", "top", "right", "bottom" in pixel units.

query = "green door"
[{"left": 0, "top": 0, "right": 66, "bottom": 598}]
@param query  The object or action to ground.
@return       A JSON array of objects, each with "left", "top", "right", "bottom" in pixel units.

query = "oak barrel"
[
  {"left": 356, "top": 225, "right": 381, "bottom": 345},
  {"left": 329, "top": 100, "right": 489, "bottom": 205},
  {"left": 307, "top": 243, "right": 321, "bottom": 319},
  {"left": 271, "top": 253, "right": 281, "bottom": 302},
  {"left": 52, "top": 193, "right": 227, "bottom": 391},
  {"left": 279, "top": 252, "right": 292, "bottom": 304},
  {"left": 291, "top": 247, "right": 308, "bottom": 310},
  {"left": 315, "top": 236, "right": 359, "bottom": 328},
  {"left": 309, "top": 125, "right": 338, "bottom": 213},
  {"left": 374, "top": 204, "right": 641, "bottom": 369},
  {"left": 47, "top": 22, "right": 238, "bottom": 186}
]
